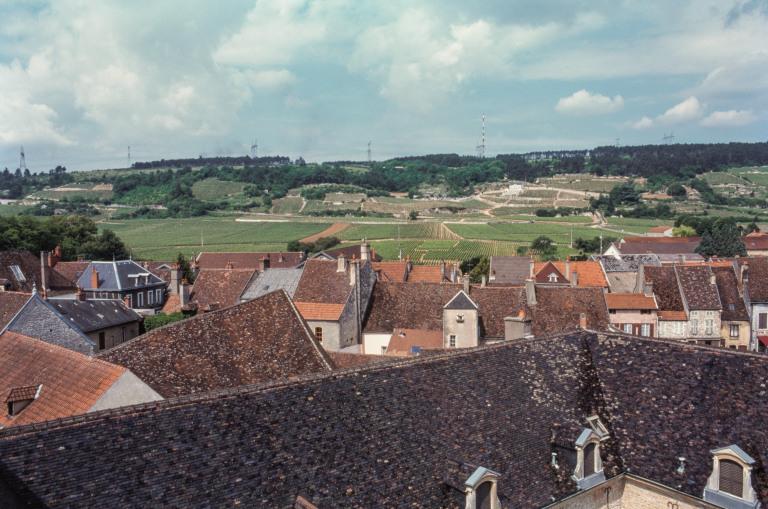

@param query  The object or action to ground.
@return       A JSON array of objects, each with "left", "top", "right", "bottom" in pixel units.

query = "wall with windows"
[
  {"left": 87, "top": 322, "right": 141, "bottom": 352},
  {"left": 687, "top": 310, "right": 721, "bottom": 345},
  {"left": 443, "top": 308, "right": 479, "bottom": 348},
  {"left": 304, "top": 320, "right": 340, "bottom": 351},
  {"left": 751, "top": 303, "right": 768, "bottom": 351},
  {"left": 721, "top": 320, "right": 750, "bottom": 350},
  {"left": 608, "top": 310, "right": 657, "bottom": 337},
  {"left": 657, "top": 320, "right": 688, "bottom": 339}
]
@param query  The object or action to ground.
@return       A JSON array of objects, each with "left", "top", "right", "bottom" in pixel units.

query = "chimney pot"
[
  {"left": 481, "top": 275, "right": 486, "bottom": 288},
  {"left": 361, "top": 243, "right": 370, "bottom": 261},
  {"left": 76, "top": 287, "right": 86, "bottom": 301},
  {"left": 571, "top": 271, "right": 579, "bottom": 287},
  {"left": 90, "top": 267, "right": 99, "bottom": 289}
]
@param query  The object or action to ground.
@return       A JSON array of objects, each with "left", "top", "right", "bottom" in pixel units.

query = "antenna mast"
[
  {"left": 250, "top": 139, "right": 258, "bottom": 158},
  {"left": 475, "top": 114, "right": 486, "bottom": 158},
  {"left": 367, "top": 141, "right": 372, "bottom": 164},
  {"left": 19, "top": 146, "right": 27, "bottom": 171},
  {"left": 662, "top": 131, "right": 676, "bottom": 144},
  {"left": 127, "top": 145, "right": 131, "bottom": 168}
]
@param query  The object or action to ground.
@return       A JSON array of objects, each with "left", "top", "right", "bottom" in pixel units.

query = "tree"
[
  {"left": 175, "top": 253, "right": 195, "bottom": 283},
  {"left": 77, "top": 229, "right": 129, "bottom": 260},
  {"left": 530, "top": 236, "right": 557, "bottom": 260},
  {"left": 408, "top": 210, "right": 418, "bottom": 220},
  {"left": 746, "top": 217, "right": 760, "bottom": 234},
  {"left": 666, "top": 183, "right": 687, "bottom": 199},
  {"left": 695, "top": 218, "right": 746, "bottom": 257},
  {"left": 672, "top": 225, "right": 696, "bottom": 237},
  {"left": 467, "top": 257, "right": 490, "bottom": 283}
]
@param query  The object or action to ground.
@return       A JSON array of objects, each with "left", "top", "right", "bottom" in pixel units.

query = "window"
[
  {"left": 381, "top": 346, "right": 387, "bottom": 355},
  {"left": 641, "top": 324, "right": 651, "bottom": 337},
  {"left": 137, "top": 292, "right": 144, "bottom": 307},
  {"left": 156, "top": 289, "right": 162, "bottom": 303},
  {"left": 730, "top": 324, "right": 740, "bottom": 338},
  {"left": 574, "top": 428, "right": 605, "bottom": 490},
  {"left": 759, "top": 313, "right": 768, "bottom": 330},
  {"left": 463, "top": 467, "right": 500, "bottom": 509},
  {"left": 583, "top": 443, "right": 596, "bottom": 476},
  {"left": 9, "top": 265, "right": 25, "bottom": 282},
  {"left": 449, "top": 334, "right": 457, "bottom": 347},
  {"left": 314, "top": 327, "right": 323, "bottom": 342},
  {"left": 456, "top": 314, "right": 465, "bottom": 323},
  {"left": 704, "top": 444, "right": 758, "bottom": 507},
  {"left": 720, "top": 460, "right": 744, "bottom": 497},
  {"left": 691, "top": 319, "right": 699, "bottom": 335},
  {"left": 548, "top": 273, "right": 558, "bottom": 283},
  {"left": 98, "top": 332, "right": 106, "bottom": 350},
  {"left": 148, "top": 290, "right": 154, "bottom": 306},
  {"left": 706, "top": 319, "right": 713, "bottom": 335},
  {"left": 476, "top": 481, "right": 492, "bottom": 509},
  {"left": 640, "top": 309, "right": 651, "bottom": 315},
  {"left": 623, "top": 324, "right": 632, "bottom": 334}
]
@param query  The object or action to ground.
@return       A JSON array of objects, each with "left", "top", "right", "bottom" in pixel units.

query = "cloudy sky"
[{"left": 0, "top": 0, "right": 767, "bottom": 171}]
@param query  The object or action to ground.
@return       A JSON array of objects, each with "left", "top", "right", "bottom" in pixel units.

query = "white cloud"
[
  {"left": 700, "top": 109, "right": 757, "bottom": 127},
  {"left": 657, "top": 96, "right": 703, "bottom": 124},
  {"left": 555, "top": 89, "right": 623, "bottom": 115},
  {"left": 235, "top": 69, "right": 296, "bottom": 90},
  {"left": 631, "top": 116, "right": 654, "bottom": 129}
]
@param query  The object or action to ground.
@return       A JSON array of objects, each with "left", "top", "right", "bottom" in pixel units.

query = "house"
[
  {"left": 0, "top": 292, "right": 30, "bottom": 330},
  {"left": 605, "top": 292, "right": 658, "bottom": 336},
  {"left": 4, "top": 331, "right": 768, "bottom": 507},
  {"left": 738, "top": 258, "right": 768, "bottom": 351},
  {"left": 676, "top": 265, "right": 722, "bottom": 347},
  {"left": 594, "top": 254, "right": 661, "bottom": 293},
  {"left": 532, "top": 259, "right": 609, "bottom": 288},
  {"left": 76, "top": 260, "right": 168, "bottom": 312},
  {"left": 315, "top": 243, "right": 382, "bottom": 262},
  {"left": 605, "top": 236, "right": 702, "bottom": 262},
  {"left": 189, "top": 267, "right": 256, "bottom": 312},
  {"left": 744, "top": 231, "right": 768, "bottom": 256},
  {"left": 713, "top": 266, "right": 751, "bottom": 350},
  {"left": 239, "top": 267, "right": 304, "bottom": 301},
  {"left": 0, "top": 331, "right": 161, "bottom": 428},
  {"left": 488, "top": 256, "right": 533, "bottom": 285},
  {"left": 194, "top": 251, "right": 305, "bottom": 270},
  {"left": 99, "top": 290, "right": 335, "bottom": 398},
  {"left": 292, "top": 257, "right": 376, "bottom": 351},
  {"left": 644, "top": 266, "right": 689, "bottom": 339},
  {"left": 2, "top": 291, "right": 142, "bottom": 355},
  {"left": 646, "top": 225, "right": 674, "bottom": 237}
]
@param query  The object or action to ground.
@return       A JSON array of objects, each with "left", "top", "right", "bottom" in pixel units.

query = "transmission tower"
[
  {"left": 475, "top": 114, "right": 486, "bottom": 158},
  {"left": 662, "top": 131, "right": 676, "bottom": 144},
  {"left": 19, "top": 146, "right": 27, "bottom": 171},
  {"left": 127, "top": 145, "right": 131, "bottom": 168},
  {"left": 367, "top": 141, "right": 372, "bottom": 163},
  {"left": 250, "top": 139, "right": 258, "bottom": 158},
  {"left": 615, "top": 138, "right": 621, "bottom": 148}
]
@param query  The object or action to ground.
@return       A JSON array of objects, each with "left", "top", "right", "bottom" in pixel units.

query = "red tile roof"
[
  {"left": 617, "top": 236, "right": 701, "bottom": 255},
  {"left": 0, "top": 331, "right": 125, "bottom": 427},
  {"left": 0, "top": 291, "right": 30, "bottom": 329},
  {"left": 371, "top": 261, "right": 407, "bottom": 282},
  {"left": 293, "top": 259, "right": 355, "bottom": 305},
  {"left": 407, "top": 265, "right": 444, "bottom": 283},
  {"left": 744, "top": 232, "right": 768, "bottom": 250},
  {"left": 294, "top": 302, "right": 345, "bottom": 321},
  {"left": 195, "top": 252, "right": 304, "bottom": 270},
  {"left": 51, "top": 261, "right": 90, "bottom": 285},
  {"left": 190, "top": 269, "right": 256, "bottom": 311},
  {"left": 658, "top": 310, "right": 688, "bottom": 321},
  {"left": 605, "top": 293, "right": 657, "bottom": 310},
  {"left": 533, "top": 261, "right": 608, "bottom": 287},
  {"left": 387, "top": 328, "right": 444, "bottom": 356}
]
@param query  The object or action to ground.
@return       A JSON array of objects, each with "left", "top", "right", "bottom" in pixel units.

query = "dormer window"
[
  {"left": 548, "top": 273, "right": 558, "bottom": 283},
  {"left": 457, "top": 314, "right": 465, "bottom": 323},
  {"left": 9, "top": 265, "right": 25, "bottom": 282},
  {"left": 6, "top": 384, "right": 42, "bottom": 417},
  {"left": 464, "top": 466, "right": 501, "bottom": 509},
  {"left": 586, "top": 415, "right": 609, "bottom": 438},
  {"left": 704, "top": 445, "right": 759, "bottom": 509},
  {"left": 572, "top": 427, "right": 606, "bottom": 490}
]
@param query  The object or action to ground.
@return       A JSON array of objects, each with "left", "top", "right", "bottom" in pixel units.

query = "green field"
[
  {"left": 99, "top": 218, "right": 330, "bottom": 260},
  {"left": 338, "top": 223, "right": 457, "bottom": 241},
  {"left": 191, "top": 178, "right": 246, "bottom": 200},
  {"left": 0, "top": 203, "right": 32, "bottom": 216},
  {"left": 367, "top": 239, "right": 575, "bottom": 262},
  {"left": 446, "top": 222, "right": 612, "bottom": 243},
  {"left": 271, "top": 197, "right": 304, "bottom": 214},
  {"left": 538, "top": 176, "right": 624, "bottom": 193}
]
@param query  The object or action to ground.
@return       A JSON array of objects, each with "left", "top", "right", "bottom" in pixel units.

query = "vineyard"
[
  {"left": 366, "top": 239, "right": 576, "bottom": 262},
  {"left": 339, "top": 222, "right": 460, "bottom": 241},
  {"left": 271, "top": 197, "right": 304, "bottom": 214},
  {"left": 445, "top": 222, "right": 611, "bottom": 243}
]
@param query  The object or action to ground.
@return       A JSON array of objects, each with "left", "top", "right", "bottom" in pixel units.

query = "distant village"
[{"left": 2, "top": 229, "right": 768, "bottom": 507}]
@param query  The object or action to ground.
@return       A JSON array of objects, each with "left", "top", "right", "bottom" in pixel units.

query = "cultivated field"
[{"left": 191, "top": 178, "right": 246, "bottom": 201}]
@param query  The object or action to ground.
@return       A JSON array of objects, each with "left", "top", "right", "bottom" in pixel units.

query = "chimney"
[
  {"left": 39, "top": 251, "right": 47, "bottom": 297},
  {"left": 123, "top": 294, "right": 131, "bottom": 308},
  {"left": 170, "top": 265, "right": 181, "bottom": 295},
  {"left": 361, "top": 242, "right": 370, "bottom": 261},
  {"left": 452, "top": 262, "right": 460, "bottom": 283},
  {"left": 337, "top": 254, "right": 347, "bottom": 273},
  {"left": 463, "top": 275, "right": 470, "bottom": 294},
  {"left": 710, "top": 273, "right": 716, "bottom": 286},
  {"left": 440, "top": 261, "right": 446, "bottom": 281},
  {"left": 76, "top": 286, "right": 86, "bottom": 302},
  {"left": 370, "top": 247, "right": 377, "bottom": 261},
  {"left": 529, "top": 259, "right": 535, "bottom": 277},
  {"left": 481, "top": 275, "right": 487, "bottom": 288},
  {"left": 634, "top": 264, "right": 646, "bottom": 293},
  {"left": 180, "top": 280, "right": 191, "bottom": 307},
  {"left": 565, "top": 257, "right": 571, "bottom": 280},
  {"left": 90, "top": 266, "right": 99, "bottom": 289},
  {"left": 525, "top": 278, "right": 537, "bottom": 306},
  {"left": 579, "top": 312, "right": 588, "bottom": 330},
  {"left": 349, "top": 260, "right": 359, "bottom": 286},
  {"left": 644, "top": 281, "right": 653, "bottom": 297},
  {"left": 571, "top": 271, "right": 579, "bottom": 287},
  {"left": 259, "top": 257, "right": 270, "bottom": 272},
  {"left": 504, "top": 309, "right": 531, "bottom": 340},
  {"left": 49, "top": 244, "right": 62, "bottom": 267},
  {"left": 225, "top": 261, "right": 234, "bottom": 270}
]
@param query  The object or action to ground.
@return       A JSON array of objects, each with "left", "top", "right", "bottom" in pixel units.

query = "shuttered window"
[
  {"left": 759, "top": 313, "right": 768, "bottom": 330},
  {"left": 583, "top": 443, "right": 596, "bottom": 477},
  {"left": 476, "top": 481, "right": 492, "bottom": 509},
  {"left": 719, "top": 459, "right": 744, "bottom": 497}
]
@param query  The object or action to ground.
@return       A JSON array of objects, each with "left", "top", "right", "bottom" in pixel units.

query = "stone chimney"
[
  {"left": 481, "top": 275, "right": 487, "bottom": 288},
  {"left": 361, "top": 242, "right": 370, "bottom": 261},
  {"left": 564, "top": 257, "right": 571, "bottom": 280},
  {"left": 504, "top": 309, "right": 532, "bottom": 341},
  {"left": 525, "top": 278, "right": 537, "bottom": 306},
  {"left": 180, "top": 280, "right": 191, "bottom": 307},
  {"left": 710, "top": 272, "right": 716, "bottom": 286},
  {"left": 529, "top": 259, "right": 535, "bottom": 277},
  {"left": 90, "top": 266, "right": 99, "bottom": 289},
  {"left": 76, "top": 286, "right": 86, "bottom": 302},
  {"left": 440, "top": 261, "right": 446, "bottom": 282},
  {"left": 170, "top": 265, "right": 181, "bottom": 295},
  {"left": 579, "top": 312, "right": 588, "bottom": 330},
  {"left": 259, "top": 257, "right": 270, "bottom": 272},
  {"left": 462, "top": 275, "right": 470, "bottom": 294},
  {"left": 337, "top": 254, "right": 347, "bottom": 273},
  {"left": 123, "top": 294, "right": 131, "bottom": 308},
  {"left": 39, "top": 251, "right": 47, "bottom": 297},
  {"left": 349, "top": 260, "right": 358, "bottom": 287},
  {"left": 571, "top": 271, "right": 579, "bottom": 287},
  {"left": 643, "top": 281, "right": 654, "bottom": 298}
]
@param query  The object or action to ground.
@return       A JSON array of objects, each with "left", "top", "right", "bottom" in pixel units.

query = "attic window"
[
  {"left": 464, "top": 466, "right": 501, "bottom": 509},
  {"left": 586, "top": 416, "right": 609, "bottom": 438},
  {"left": 457, "top": 314, "right": 465, "bottom": 323},
  {"left": 548, "top": 273, "right": 558, "bottom": 283},
  {"left": 9, "top": 265, "right": 25, "bottom": 282},
  {"left": 704, "top": 445, "right": 759, "bottom": 509},
  {"left": 572, "top": 428, "right": 606, "bottom": 490},
  {"left": 6, "top": 384, "right": 42, "bottom": 417}
]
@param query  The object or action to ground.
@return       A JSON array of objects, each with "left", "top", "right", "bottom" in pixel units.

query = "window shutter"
[
  {"left": 583, "top": 443, "right": 596, "bottom": 477},
  {"left": 476, "top": 481, "right": 492, "bottom": 509},
  {"left": 719, "top": 459, "right": 744, "bottom": 497},
  {"left": 760, "top": 313, "right": 768, "bottom": 330}
]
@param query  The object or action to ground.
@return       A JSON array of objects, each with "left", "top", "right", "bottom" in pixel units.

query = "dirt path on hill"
[{"left": 300, "top": 223, "right": 350, "bottom": 243}]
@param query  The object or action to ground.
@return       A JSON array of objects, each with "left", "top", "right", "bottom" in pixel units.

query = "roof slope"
[
  {"left": 712, "top": 266, "right": 749, "bottom": 321},
  {"left": 0, "top": 292, "right": 30, "bottom": 330},
  {"left": 676, "top": 266, "right": 721, "bottom": 310},
  {"left": 534, "top": 261, "right": 608, "bottom": 287},
  {"left": 595, "top": 254, "right": 661, "bottom": 272},
  {"left": 0, "top": 250, "right": 41, "bottom": 293},
  {"left": 76, "top": 260, "right": 166, "bottom": 291},
  {"left": 195, "top": 251, "right": 304, "bottom": 269},
  {"left": 604, "top": 293, "right": 657, "bottom": 310},
  {"left": 617, "top": 236, "right": 701, "bottom": 255},
  {"left": 489, "top": 256, "right": 531, "bottom": 285},
  {"left": 48, "top": 299, "right": 141, "bottom": 333},
  {"left": 644, "top": 266, "right": 686, "bottom": 318},
  {"left": 51, "top": 261, "right": 90, "bottom": 285},
  {"left": 240, "top": 267, "right": 304, "bottom": 301},
  {"left": 190, "top": 268, "right": 256, "bottom": 311},
  {"left": 740, "top": 257, "right": 768, "bottom": 302},
  {"left": 99, "top": 290, "right": 334, "bottom": 397},
  {"left": 529, "top": 287, "right": 610, "bottom": 335},
  {"left": 4, "top": 333, "right": 768, "bottom": 507},
  {"left": 0, "top": 331, "right": 125, "bottom": 427},
  {"left": 293, "top": 259, "right": 354, "bottom": 304}
]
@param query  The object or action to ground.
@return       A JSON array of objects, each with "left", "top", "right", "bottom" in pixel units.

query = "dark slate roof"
[
  {"left": 99, "top": 290, "right": 334, "bottom": 397},
  {"left": 644, "top": 266, "right": 685, "bottom": 313},
  {"left": 739, "top": 257, "right": 768, "bottom": 303},
  {"left": 4, "top": 294, "right": 95, "bottom": 355},
  {"left": 712, "top": 266, "right": 749, "bottom": 321},
  {"left": 76, "top": 261, "right": 166, "bottom": 291},
  {"left": 489, "top": 256, "right": 531, "bottom": 285},
  {"left": 0, "top": 292, "right": 30, "bottom": 330},
  {"left": 0, "top": 250, "right": 40, "bottom": 293},
  {"left": 594, "top": 254, "right": 661, "bottom": 272},
  {"left": 444, "top": 291, "right": 478, "bottom": 310},
  {"left": 239, "top": 267, "right": 304, "bottom": 301},
  {"left": 676, "top": 266, "right": 721, "bottom": 311},
  {"left": 48, "top": 299, "right": 142, "bottom": 333},
  {"left": 3, "top": 332, "right": 768, "bottom": 508}
]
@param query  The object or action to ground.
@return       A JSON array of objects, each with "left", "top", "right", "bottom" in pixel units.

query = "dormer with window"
[
  {"left": 443, "top": 291, "right": 479, "bottom": 349},
  {"left": 6, "top": 384, "right": 42, "bottom": 417},
  {"left": 572, "top": 426, "right": 606, "bottom": 490},
  {"left": 464, "top": 466, "right": 501, "bottom": 509},
  {"left": 704, "top": 445, "right": 759, "bottom": 509},
  {"left": 548, "top": 273, "right": 558, "bottom": 283}
]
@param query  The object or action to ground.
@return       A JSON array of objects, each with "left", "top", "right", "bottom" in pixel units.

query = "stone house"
[
  {"left": 644, "top": 266, "right": 690, "bottom": 340},
  {"left": 676, "top": 265, "right": 722, "bottom": 347},
  {"left": 604, "top": 292, "right": 658, "bottom": 337},
  {"left": 713, "top": 265, "right": 751, "bottom": 350},
  {"left": 76, "top": 260, "right": 168, "bottom": 313}
]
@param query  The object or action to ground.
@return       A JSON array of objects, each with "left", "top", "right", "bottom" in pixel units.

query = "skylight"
[{"left": 9, "top": 265, "right": 25, "bottom": 282}]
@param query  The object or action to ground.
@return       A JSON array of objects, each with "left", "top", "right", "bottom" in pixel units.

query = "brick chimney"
[
  {"left": 337, "top": 254, "right": 347, "bottom": 273},
  {"left": 76, "top": 286, "right": 86, "bottom": 301},
  {"left": 525, "top": 278, "right": 537, "bottom": 306},
  {"left": 47, "top": 245, "right": 62, "bottom": 267},
  {"left": 90, "top": 267, "right": 99, "bottom": 289}
]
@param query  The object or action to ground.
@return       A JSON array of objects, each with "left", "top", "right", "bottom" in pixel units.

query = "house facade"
[
  {"left": 76, "top": 260, "right": 168, "bottom": 313},
  {"left": 604, "top": 292, "right": 658, "bottom": 337}
]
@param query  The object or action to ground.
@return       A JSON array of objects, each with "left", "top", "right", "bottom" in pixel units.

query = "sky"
[{"left": 0, "top": 0, "right": 767, "bottom": 171}]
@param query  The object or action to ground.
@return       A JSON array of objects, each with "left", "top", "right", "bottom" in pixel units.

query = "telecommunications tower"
[
  {"left": 367, "top": 141, "right": 372, "bottom": 163},
  {"left": 250, "top": 139, "right": 258, "bottom": 158},
  {"left": 19, "top": 146, "right": 27, "bottom": 171},
  {"left": 475, "top": 114, "right": 486, "bottom": 158}
]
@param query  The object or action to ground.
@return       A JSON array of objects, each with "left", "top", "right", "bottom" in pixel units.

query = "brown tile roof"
[
  {"left": 529, "top": 287, "right": 610, "bottom": 335},
  {"left": 195, "top": 251, "right": 304, "bottom": 269},
  {"left": 51, "top": 260, "right": 90, "bottom": 285},
  {"left": 739, "top": 257, "right": 768, "bottom": 302},
  {"left": 371, "top": 261, "right": 407, "bottom": 282},
  {"left": 326, "top": 351, "right": 394, "bottom": 369},
  {"left": 0, "top": 251, "right": 41, "bottom": 293},
  {"left": 675, "top": 265, "right": 721, "bottom": 310},
  {"left": 534, "top": 261, "right": 568, "bottom": 284},
  {"left": 658, "top": 310, "right": 688, "bottom": 321},
  {"left": 294, "top": 302, "right": 345, "bottom": 321},
  {"left": 644, "top": 266, "right": 686, "bottom": 316},
  {"left": 712, "top": 266, "right": 749, "bottom": 322},
  {"left": 99, "top": 291, "right": 334, "bottom": 397},
  {"left": 407, "top": 265, "right": 444, "bottom": 283},
  {"left": 745, "top": 233, "right": 768, "bottom": 250},
  {"left": 387, "top": 328, "right": 444, "bottom": 356},
  {"left": 293, "top": 259, "right": 355, "bottom": 305},
  {"left": 617, "top": 236, "right": 701, "bottom": 255},
  {"left": 533, "top": 261, "right": 608, "bottom": 287},
  {"left": 0, "top": 331, "right": 125, "bottom": 427},
  {"left": 604, "top": 293, "right": 657, "bottom": 310},
  {"left": 0, "top": 291, "right": 30, "bottom": 329},
  {"left": 190, "top": 269, "right": 256, "bottom": 311},
  {"left": 6, "top": 385, "right": 39, "bottom": 403}
]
